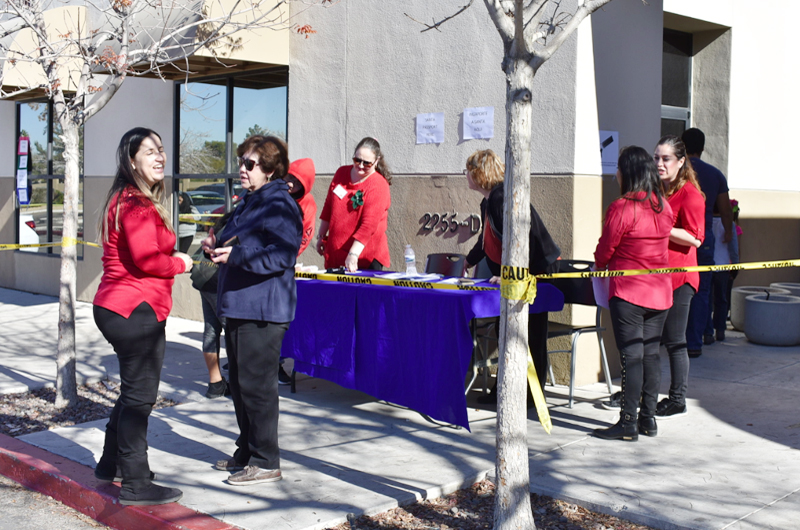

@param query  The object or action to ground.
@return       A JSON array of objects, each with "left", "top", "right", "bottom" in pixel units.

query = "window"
[
  {"left": 16, "top": 101, "right": 84, "bottom": 257},
  {"left": 661, "top": 29, "right": 693, "bottom": 137},
  {"left": 174, "top": 67, "right": 288, "bottom": 256}
]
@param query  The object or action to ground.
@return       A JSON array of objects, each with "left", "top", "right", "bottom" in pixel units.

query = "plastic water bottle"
[{"left": 404, "top": 244, "right": 417, "bottom": 275}]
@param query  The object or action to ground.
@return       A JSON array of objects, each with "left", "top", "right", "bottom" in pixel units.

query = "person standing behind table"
[
  {"left": 592, "top": 146, "right": 673, "bottom": 441},
  {"left": 316, "top": 137, "right": 391, "bottom": 272},
  {"left": 202, "top": 135, "right": 302, "bottom": 486},
  {"left": 681, "top": 128, "right": 734, "bottom": 355},
  {"left": 655, "top": 135, "right": 705, "bottom": 420},
  {"left": 93, "top": 127, "right": 193, "bottom": 505},
  {"left": 463, "top": 149, "right": 561, "bottom": 400}
]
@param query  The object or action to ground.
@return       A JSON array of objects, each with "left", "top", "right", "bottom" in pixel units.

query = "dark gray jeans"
[{"left": 661, "top": 283, "right": 696, "bottom": 406}]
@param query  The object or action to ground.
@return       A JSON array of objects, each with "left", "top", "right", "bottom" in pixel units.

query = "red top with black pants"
[
  {"left": 319, "top": 165, "right": 391, "bottom": 269},
  {"left": 92, "top": 185, "right": 186, "bottom": 499}
]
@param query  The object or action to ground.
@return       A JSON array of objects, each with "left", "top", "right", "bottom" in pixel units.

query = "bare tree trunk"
[
  {"left": 494, "top": 55, "right": 536, "bottom": 530},
  {"left": 55, "top": 119, "right": 80, "bottom": 409}
]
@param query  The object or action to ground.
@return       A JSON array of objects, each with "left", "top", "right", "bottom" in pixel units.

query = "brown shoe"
[
  {"left": 227, "top": 466, "right": 282, "bottom": 486},
  {"left": 215, "top": 457, "right": 246, "bottom": 472}
]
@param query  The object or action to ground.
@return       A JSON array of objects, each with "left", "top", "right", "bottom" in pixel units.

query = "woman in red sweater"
[
  {"left": 654, "top": 135, "right": 705, "bottom": 419},
  {"left": 316, "top": 137, "right": 391, "bottom": 272},
  {"left": 93, "top": 128, "right": 192, "bottom": 506},
  {"left": 593, "top": 146, "right": 673, "bottom": 441}
]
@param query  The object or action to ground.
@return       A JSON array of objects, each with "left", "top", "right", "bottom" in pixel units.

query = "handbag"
[{"left": 190, "top": 249, "right": 219, "bottom": 291}]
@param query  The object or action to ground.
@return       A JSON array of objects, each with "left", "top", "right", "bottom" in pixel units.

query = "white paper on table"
[
  {"left": 381, "top": 272, "right": 442, "bottom": 281},
  {"left": 463, "top": 106, "right": 494, "bottom": 140},
  {"left": 416, "top": 112, "right": 445, "bottom": 144},
  {"left": 18, "top": 155, "right": 28, "bottom": 170}
]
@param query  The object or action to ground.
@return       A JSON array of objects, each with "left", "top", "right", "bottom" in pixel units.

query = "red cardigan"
[
  {"left": 93, "top": 187, "right": 186, "bottom": 321},
  {"left": 666, "top": 183, "right": 705, "bottom": 291},
  {"left": 594, "top": 193, "right": 674, "bottom": 310},
  {"left": 319, "top": 165, "right": 391, "bottom": 268}
]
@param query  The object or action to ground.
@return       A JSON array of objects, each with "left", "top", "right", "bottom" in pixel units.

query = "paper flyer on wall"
[
  {"left": 416, "top": 112, "right": 445, "bottom": 144},
  {"left": 599, "top": 130, "right": 619, "bottom": 174},
  {"left": 463, "top": 106, "right": 494, "bottom": 140}
]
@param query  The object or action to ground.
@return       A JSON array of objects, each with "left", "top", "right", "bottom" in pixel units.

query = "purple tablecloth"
[{"left": 282, "top": 277, "right": 564, "bottom": 429}]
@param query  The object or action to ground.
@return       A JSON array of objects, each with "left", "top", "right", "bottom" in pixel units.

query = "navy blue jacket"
[{"left": 216, "top": 179, "right": 302, "bottom": 323}]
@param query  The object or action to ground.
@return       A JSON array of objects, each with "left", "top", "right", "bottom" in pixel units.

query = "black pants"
[
  {"left": 609, "top": 297, "right": 668, "bottom": 420},
  {"left": 226, "top": 318, "right": 288, "bottom": 470},
  {"left": 94, "top": 302, "right": 165, "bottom": 492},
  {"left": 661, "top": 284, "right": 695, "bottom": 406}
]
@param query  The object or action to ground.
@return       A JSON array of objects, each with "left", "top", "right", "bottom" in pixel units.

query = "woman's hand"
[
  {"left": 344, "top": 252, "right": 359, "bottom": 272},
  {"left": 172, "top": 251, "right": 193, "bottom": 272},
  {"left": 201, "top": 227, "right": 216, "bottom": 254},
  {"left": 316, "top": 237, "right": 325, "bottom": 256},
  {"left": 670, "top": 227, "right": 702, "bottom": 248},
  {"left": 488, "top": 275, "right": 501, "bottom": 285},
  {"left": 210, "top": 246, "right": 233, "bottom": 265}
]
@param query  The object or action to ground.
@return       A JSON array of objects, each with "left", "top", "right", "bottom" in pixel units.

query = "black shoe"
[
  {"left": 687, "top": 349, "right": 702, "bottom": 358},
  {"left": 655, "top": 398, "right": 687, "bottom": 419},
  {"left": 206, "top": 378, "right": 230, "bottom": 399},
  {"left": 593, "top": 415, "right": 638, "bottom": 441},
  {"left": 95, "top": 467, "right": 156, "bottom": 483},
  {"left": 118, "top": 484, "right": 183, "bottom": 506},
  {"left": 703, "top": 334, "right": 715, "bottom": 345},
  {"left": 601, "top": 391, "right": 622, "bottom": 410},
  {"left": 278, "top": 365, "right": 292, "bottom": 385},
  {"left": 638, "top": 416, "right": 658, "bottom": 437},
  {"left": 716, "top": 330, "right": 726, "bottom": 342}
]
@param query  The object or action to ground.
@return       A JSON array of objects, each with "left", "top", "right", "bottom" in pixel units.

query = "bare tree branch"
[
  {"left": 483, "top": 0, "right": 514, "bottom": 45},
  {"left": 404, "top": 0, "right": 474, "bottom": 33},
  {"left": 535, "top": 0, "right": 614, "bottom": 64}
]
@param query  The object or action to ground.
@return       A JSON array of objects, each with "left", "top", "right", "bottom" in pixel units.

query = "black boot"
[
  {"left": 593, "top": 413, "right": 638, "bottom": 441},
  {"left": 118, "top": 483, "right": 183, "bottom": 506},
  {"left": 638, "top": 416, "right": 658, "bottom": 437}
]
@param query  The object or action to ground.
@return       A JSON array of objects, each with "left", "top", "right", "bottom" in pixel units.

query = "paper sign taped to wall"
[
  {"left": 18, "top": 137, "right": 29, "bottom": 155},
  {"left": 599, "top": 130, "right": 619, "bottom": 174},
  {"left": 463, "top": 107, "right": 494, "bottom": 140},
  {"left": 18, "top": 155, "right": 28, "bottom": 170},
  {"left": 17, "top": 187, "right": 29, "bottom": 205},
  {"left": 416, "top": 112, "right": 444, "bottom": 144},
  {"left": 16, "top": 169, "right": 27, "bottom": 188}
]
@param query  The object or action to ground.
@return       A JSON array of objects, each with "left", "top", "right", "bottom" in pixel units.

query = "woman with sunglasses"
[
  {"left": 316, "top": 137, "right": 392, "bottom": 272},
  {"left": 201, "top": 135, "right": 302, "bottom": 486}
]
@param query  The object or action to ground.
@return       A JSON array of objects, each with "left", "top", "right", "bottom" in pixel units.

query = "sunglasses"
[
  {"left": 352, "top": 157, "right": 376, "bottom": 168},
  {"left": 238, "top": 157, "right": 257, "bottom": 171}
]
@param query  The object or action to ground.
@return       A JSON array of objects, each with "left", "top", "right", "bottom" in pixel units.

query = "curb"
[{"left": 0, "top": 432, "right": 239, "bottom": 530}]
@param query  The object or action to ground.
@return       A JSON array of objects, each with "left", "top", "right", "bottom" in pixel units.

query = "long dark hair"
[
  {"left": 618, "top": 145, "right": 665, "bottom": 213},
  {"left": 656, "top": 135, "right": 702, "bottom": 198},
  {"left": 355, "top": 137, "right": 392, "bottom": 185},
  {"left": 97, "top": 127, "right": 172, "bottom": 242}
]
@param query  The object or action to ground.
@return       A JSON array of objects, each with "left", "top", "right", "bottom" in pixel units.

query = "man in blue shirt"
[{"left": 682, "top": 128, "right": 734, "bottom": 357}]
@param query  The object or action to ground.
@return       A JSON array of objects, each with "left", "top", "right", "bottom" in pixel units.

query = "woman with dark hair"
[
  {"left": 653, "top": 135, "right": 705, "bottom": 419},
  {"left": 93, "top": 127, "right": 192, "bottom": 505},
  {"left": 316, "top": 137, "right": 391, "bottom": 272},
  {"left": 201, "top": 135, "right": 302, "bottom": 486},
  {"left": 592, "top": 146, "right": 673, "bottom": 441},
  {"left": 463, "top": 149, "right": 561, "bottom": 400}
]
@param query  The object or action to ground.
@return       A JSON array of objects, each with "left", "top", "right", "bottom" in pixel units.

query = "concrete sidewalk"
[{"left": 1, "top": 287, "right": 799, "bottom": 530}]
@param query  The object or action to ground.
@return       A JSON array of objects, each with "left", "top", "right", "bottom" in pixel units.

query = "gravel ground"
[{"left": 0, "top": 383, "right": 655, "bottom": 530}]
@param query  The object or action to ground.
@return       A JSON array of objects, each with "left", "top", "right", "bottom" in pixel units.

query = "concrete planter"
[
  {"left": 744, "top": 294, "right": 800, "bottom": 346},
  {"left": 769, "top": 282, "right": 800, "bottom": 297},
  {"left": 730, "top": 286, "right": 790, "bottom": 331}
]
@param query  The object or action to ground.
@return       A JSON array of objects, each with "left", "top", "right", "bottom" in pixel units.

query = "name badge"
[{"left": 333, "top": 184, "right": 346, "bottom": 199}]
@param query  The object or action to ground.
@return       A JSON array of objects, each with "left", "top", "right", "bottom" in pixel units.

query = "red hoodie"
[{"left": 288, "top": 158, "right": 317, "bottom": 256}]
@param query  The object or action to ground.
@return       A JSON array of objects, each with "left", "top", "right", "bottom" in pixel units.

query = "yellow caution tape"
[
  {"left": 1, "top": 239, "right": 100, "bottom": 250},
  {"left": 526, "top": 350, "right": 551, "bottom": 434},
  {"left": 500, "top": 265, "right": 537, "bottom": 304},
  {"left": 535, "top": 259, "right": 800, "bottom": 280},
  {"left": 295, "top": 271, "right": 495, "bottom": 291}
]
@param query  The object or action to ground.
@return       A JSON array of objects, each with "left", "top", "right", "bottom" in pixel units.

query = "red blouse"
[
  {"left": 666, "top": 183, "right": 705, "bottom": 291},
  {"left": 594, "top": 193, "right": 674, "bottom": 310},
  {"left": 319, "top": 165, "right": 391, "bottom": 269},
  {"left": 93, "top": 187, "right": 186, "bottom": 321}
]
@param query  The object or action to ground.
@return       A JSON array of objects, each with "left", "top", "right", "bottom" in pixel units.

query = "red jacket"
[
  {"left": 320, "top": 165, "right": 391, "bottom": 269},
  {"left": 667, "top": 183, "right": 705, "bottom": 291},
  {"left": 288, "top": 158, "right": 317, "bottom": 256},
  {"left": 594, "top": 192, "right": 674, "bottom": 310},
  {"left": 93, "top": 186, "right": 186, "bottom": 321}
]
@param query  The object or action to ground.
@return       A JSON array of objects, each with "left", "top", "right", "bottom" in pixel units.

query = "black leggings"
[
  {"left": 608, "top": 297, "right": 668, "bottom": 419},
  {"left": 94, "top": 302, "right": 165, "bottom": 492}
]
